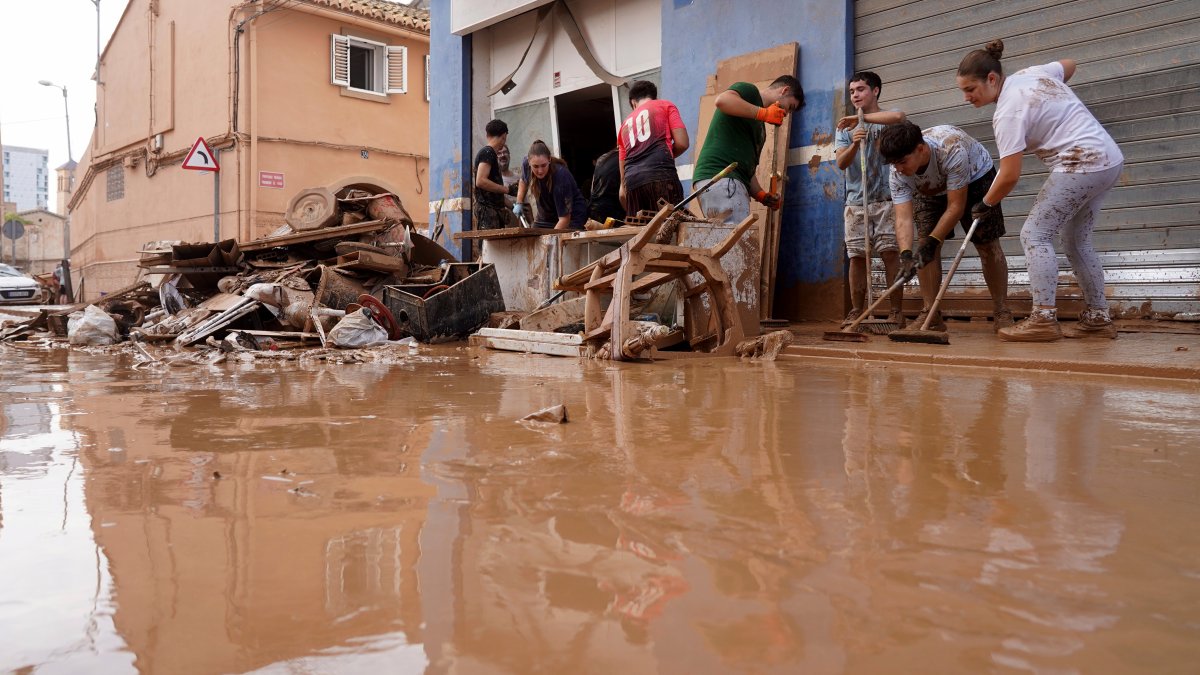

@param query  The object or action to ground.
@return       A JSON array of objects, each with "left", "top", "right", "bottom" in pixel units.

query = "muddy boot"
[
  {"left": 992, "top": 307, "right": 1015, "bottom": 332},
  {"left": 888, "top": 309, "right": 907, "bottom": 329},
  {"left": 1063, "top": 308, "right": 1117, "bottom": 339},
  {"left": 998, "top": 310, "right": 1062, "bottom": 342},
  {"left": 912, "top": 309, "right": 946, "bottom": 332},
  {"left": 842, "top": 308, "right": 862, "bottom": 328}
]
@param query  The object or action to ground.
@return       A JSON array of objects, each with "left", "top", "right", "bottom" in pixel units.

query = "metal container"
[{"left": 384, "top": 263, "right": 504, "bottom": 343}]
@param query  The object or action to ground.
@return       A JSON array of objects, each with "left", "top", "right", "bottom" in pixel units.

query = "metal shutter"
[{"left": 856, "top": 0, "right": 1200, "bottom": 318}]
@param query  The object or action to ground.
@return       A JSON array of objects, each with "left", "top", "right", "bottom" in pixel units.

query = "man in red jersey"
[{"left": 618, "top": 80, "right": 690, "bottom": 215}]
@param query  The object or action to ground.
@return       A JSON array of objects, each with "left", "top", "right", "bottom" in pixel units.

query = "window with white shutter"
[
  {"left": 386, "top": 45, "right": 408, "bottom": 94},
  {"left": 330, "top": 34, "right": 404, "bottom": 97}
]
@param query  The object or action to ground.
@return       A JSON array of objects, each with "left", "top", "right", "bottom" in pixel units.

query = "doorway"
[{"left": 554, "top": 84, "right": 617, "bottom": 196}]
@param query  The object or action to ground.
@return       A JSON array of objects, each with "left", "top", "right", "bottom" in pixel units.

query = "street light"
[{"left": 38, "top": 80, "right": 74, "bottom": 303}]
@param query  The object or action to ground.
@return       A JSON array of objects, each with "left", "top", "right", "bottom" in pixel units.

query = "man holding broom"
[{"left": 879, "top": 121, "right": 1014, "bottom": 333}]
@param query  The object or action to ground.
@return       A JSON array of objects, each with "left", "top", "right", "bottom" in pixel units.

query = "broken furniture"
[
  {"left": 554, "top": 205, "right": 758, "bottom": 361},
  {"left": 384, "top": 263, "right": 504, "bottom": 343}
]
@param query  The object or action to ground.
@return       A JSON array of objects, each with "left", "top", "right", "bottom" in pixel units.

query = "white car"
[{"left": 0, "top": 264, "right": 45, "bottom": 304}]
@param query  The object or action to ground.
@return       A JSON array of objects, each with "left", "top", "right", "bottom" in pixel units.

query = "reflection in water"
[{"left": 0, "top": 347, "right": 1197, "bottom": 674}]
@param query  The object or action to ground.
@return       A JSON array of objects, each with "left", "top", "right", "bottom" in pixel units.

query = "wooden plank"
[
  {"left": 335, "top": 250, "right": 406, "bottom": 273},
  {"left": 475, "top": 327, "right": 583, "bottom": 345},
  {"left": 239, "top": 330, "right": 320, "bottom": 340},
  {"left": 520, "top": 296, "right": 585, "bottom": 332},
  {"left": 240, "top": 220, "right": 388, "bottom": 252},
  {"left": 469, "top": 334, "right": 587, "bottom": 357},
  {"left": 453, "top": 227, "right": 547, "bottom": 241},
  {"left": 562, "top": 226, "right": 642, "bottom": 243}
]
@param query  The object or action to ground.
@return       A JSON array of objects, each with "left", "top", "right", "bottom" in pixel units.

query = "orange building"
[{"left": 68, "top": 0, "right": 430, "bottom": 299}]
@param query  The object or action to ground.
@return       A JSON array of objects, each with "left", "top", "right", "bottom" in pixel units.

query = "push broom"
[
  {"left": 854, "top": 109, "right": 901, "bottom": 335},
  {"left": 887, "top": 217, "right": 982, "bottom": 345}
]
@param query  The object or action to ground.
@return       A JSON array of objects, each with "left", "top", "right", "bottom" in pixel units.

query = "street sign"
[
  {"left": 259, "top": 171, "right": 285, "bottom": 189},
  {"left": 2, "top": 220, "right": 25, "bottom": 240},
  {"left": 182, "top": 137, "right": 220, "bottom": 172}
]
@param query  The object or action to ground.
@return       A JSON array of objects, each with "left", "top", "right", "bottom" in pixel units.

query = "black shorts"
[
  {"left": 472, "top": 200, "right": 515, "bottom": 231},
  {"left": 912, "top": 167, "right": 1005, "bottom": 245},
  {"left": 625, "top": 178, "right": 684, "bottom": 215}
]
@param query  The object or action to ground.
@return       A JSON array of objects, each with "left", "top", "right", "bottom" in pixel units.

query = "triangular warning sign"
[{"left": 182, "top": 137, "right": 219, "bottom": 172}]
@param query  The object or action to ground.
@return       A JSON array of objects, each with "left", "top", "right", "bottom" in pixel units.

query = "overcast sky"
[{"left": 0, "top": 0, "right": 128, "bottom": 212}]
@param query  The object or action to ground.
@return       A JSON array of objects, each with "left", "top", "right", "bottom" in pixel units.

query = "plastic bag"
[
  {"left": 68, "top": 305, "right": 120, "bottom": 346},
  {"left": 328, "top": 308, "right": 388, "bottom": 348}
]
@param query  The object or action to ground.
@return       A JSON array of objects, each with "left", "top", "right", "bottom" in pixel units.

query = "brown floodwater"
[{"left": 1, "top": 343, "right": 1198, "bottom": 674}]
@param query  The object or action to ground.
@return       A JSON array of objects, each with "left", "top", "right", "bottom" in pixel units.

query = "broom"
[
  {"left": 888, "top": 217, "right": 982, "bottom": 345},
  {"left": 824, "top": 270, "right": 915, "bottom": 342}
]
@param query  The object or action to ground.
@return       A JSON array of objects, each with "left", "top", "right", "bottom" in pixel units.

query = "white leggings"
[{"left": 1021, "top": 164, "right": 1122, "bottom": 308}]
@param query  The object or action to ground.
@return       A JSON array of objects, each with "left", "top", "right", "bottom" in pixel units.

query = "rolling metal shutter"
[{"left": 856, "top": 0, "right": 1200, "bottom": 318}]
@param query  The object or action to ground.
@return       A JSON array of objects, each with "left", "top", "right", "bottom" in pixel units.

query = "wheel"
[{"left": 357, "top": 293, "right": 400, "bottom": 340}]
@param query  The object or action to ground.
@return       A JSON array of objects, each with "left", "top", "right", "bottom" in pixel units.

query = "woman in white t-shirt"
[{"left": 956, "top": 39, "right": 1124, "bottom": 343}]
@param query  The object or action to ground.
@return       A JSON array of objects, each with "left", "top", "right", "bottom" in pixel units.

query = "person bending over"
[{"left": 515, "top": 140, "right": 588, "bottom": 230}]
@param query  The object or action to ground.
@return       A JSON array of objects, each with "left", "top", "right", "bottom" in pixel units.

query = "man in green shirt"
[{"left": 693, "top": 75, "right": 804, "bottom": 223}]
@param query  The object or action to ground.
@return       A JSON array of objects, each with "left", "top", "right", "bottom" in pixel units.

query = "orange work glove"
[
  {"left": 754, "top": 190, "right": 781, "bottom": 210},
  {"left": 755, "top": 103, "right": 786, "bottom": 126}
]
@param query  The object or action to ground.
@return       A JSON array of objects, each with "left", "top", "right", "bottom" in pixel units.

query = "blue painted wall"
[
  {"left": 429, "top": 0, "right": 472, "bottom": 260},
  {"left": 661, "top": 0, "right": 853, "bottom": 318}
]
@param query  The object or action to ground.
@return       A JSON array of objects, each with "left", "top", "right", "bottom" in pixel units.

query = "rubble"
[{"left": 0, "top": 184, "right": 498, "bottom": 359}]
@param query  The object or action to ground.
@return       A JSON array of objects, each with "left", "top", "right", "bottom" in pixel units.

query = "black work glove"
[
  {"left": 917, "top": 235, "right": 942, "bottom": 268},
  {"left": 899, "top": 249, "right": 917, "bottom": 281},
  {"left": 971, "top": 200, "right": 997, "bottom": 222}
]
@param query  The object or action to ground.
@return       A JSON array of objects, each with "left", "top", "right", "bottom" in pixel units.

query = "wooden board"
[
  {"left": 519, "top": 297, "right": 586, "bottom": 333},
  {"left": 475, "top": 327, "right": 583, "bottom": 345},
  {"left": 453, "top": 227, "right": 546, "bottom": 241},
  {"left": 335, "top": 250, "right": 406, "bottom": 273},
  {"left": 239, "top": 220, "right": 388, "bottom": 252},
  {"left": 469, "top": 332, "right": 587, "bottom": 358}
]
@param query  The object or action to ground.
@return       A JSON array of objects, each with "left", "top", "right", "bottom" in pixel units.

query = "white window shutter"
[
  {"left": 330, "top": 34, "right": 350, "bottom": 87},
  {"left": 425, "top": 55, "right": 431, "bottom": 101},
  {"left": 386, "top": 45, "right": 408, "bottom": 94}
]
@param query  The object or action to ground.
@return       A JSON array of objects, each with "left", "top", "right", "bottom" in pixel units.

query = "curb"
[{"left": 779, "top": 344, "right": 1200, "bottom": 382}]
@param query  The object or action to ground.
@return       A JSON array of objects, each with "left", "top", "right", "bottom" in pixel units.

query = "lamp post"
[{"left": 38, "top": 80, "right": 73, "bottom": 303}]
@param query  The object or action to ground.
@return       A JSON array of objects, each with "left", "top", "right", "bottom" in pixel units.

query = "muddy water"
[{"left": 1, "top": 345, "right": 1198, "bottom": 674}]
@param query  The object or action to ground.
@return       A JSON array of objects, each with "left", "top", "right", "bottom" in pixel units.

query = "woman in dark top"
[{"left": 515, "top": 140, "right": 588, "bottom": 230}]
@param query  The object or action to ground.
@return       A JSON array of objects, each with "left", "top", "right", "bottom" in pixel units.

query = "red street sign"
[
  {"left": 259, "top": 171, "right": 285, "bottom": 189},
  {"left": 182, "top": 137, "right": 219, "bottom": 172}
]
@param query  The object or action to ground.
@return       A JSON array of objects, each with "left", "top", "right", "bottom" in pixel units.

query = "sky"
[{"left": 1, "top": 0, "right": 126, "bottom": 212}]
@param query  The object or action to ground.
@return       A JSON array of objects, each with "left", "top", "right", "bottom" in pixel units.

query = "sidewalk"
[{"left": 782, "top": 319, "right": 1200, "bottom": 382}]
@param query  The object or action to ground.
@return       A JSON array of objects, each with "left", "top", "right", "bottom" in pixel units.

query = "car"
[{"left": 0, "top": 263, "right": 46, "bottom": 304}]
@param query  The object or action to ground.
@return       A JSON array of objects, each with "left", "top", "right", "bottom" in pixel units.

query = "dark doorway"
[{"left": 554, "top": 84, "right": 617, "bottom": 196}]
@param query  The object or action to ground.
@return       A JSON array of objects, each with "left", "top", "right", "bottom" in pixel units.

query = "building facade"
[
  {"left": 68, "top": 0, "right": 431, "bottom": 300},
  {"left": 430, "top": 0, "right": 1200, "bottom": 320},
  {"left": 10, "top": 209, "right": 66, "bottom": 277},
  {"left": 2, "top": 146, "right": 50, "bottom": 212}
]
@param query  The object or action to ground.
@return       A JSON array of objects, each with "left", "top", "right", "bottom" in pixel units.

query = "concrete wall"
[
  {"left": 429, "top": 0, "right": 472, "bottom": 260},
  {"left": 661, "top": 0, "right": 852, "bottom": 320},
  {"left": 70, "top": 0, "right": 431, "bottom": 299}
]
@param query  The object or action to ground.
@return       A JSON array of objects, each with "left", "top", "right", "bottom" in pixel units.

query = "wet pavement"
[
  {"left": 787, "top": 319, "right": 1200, "bottom": 381},
  {"left": 1, "top": 342, "right": 1198, "bottom": 674}
]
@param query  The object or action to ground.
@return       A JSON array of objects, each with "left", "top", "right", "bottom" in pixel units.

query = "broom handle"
[
  {"left": 919, "top": 217, "right": 981, "bottom": 331},
  {"left": 859, "top": 108, "right": 872, "bottom": 308},
  {"left": 844, "top": 272, "right": 910, "bottom": 333}
]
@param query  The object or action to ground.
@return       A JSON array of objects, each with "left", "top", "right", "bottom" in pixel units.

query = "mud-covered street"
[{"left": 1, "top": 344, "right": 1198, "bottom": 674}]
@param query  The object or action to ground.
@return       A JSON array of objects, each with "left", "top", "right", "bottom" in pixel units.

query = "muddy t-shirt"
[
  {"left": 890, "top": 125, "right": 994, "bottom": 204},
  {"left": 522, "top": 158, "right": 588, "bottom": 229},
  {"left": 619, "top": 99, "right": 685, "bottom": 191},
  {"left": 993, "top": 62, "right": 1124, "bottom": 173},
  {"left": 834, "top": 114, "right": 897, "bottom": 204},
  {"left": 693, "top": 81, "right": 766, "bottom": 188},
  {"left": 473, "top": 146, "right": 505, "bottom": 208}
]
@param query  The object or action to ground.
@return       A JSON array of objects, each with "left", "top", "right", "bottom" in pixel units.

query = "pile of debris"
[{"left": 0, "top": 186, "right": 504, "bottom": 355}]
